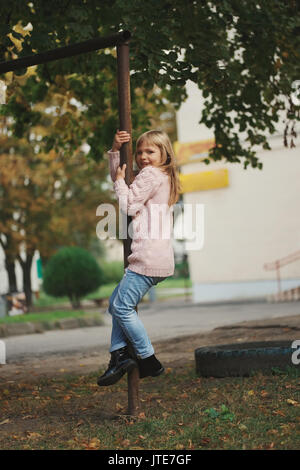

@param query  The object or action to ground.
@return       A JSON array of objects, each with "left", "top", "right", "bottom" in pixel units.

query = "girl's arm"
[
  {"left": 107, "top": 130, "right": 130, "bottom": 182},
  {"left": 114, "top": 166, "right": 163, "bottom": 216},
  {"left": 108, "top": 149, "right": 120, "bottom": 182}
]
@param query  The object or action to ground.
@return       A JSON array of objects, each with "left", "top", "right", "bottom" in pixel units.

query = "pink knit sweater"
[{"left": 108, "top": 150, "right": 175, "bottom": 277}]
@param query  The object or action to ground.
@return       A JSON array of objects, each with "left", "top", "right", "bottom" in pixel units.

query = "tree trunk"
[
  {"left": 0, "top": 234, "right": 17, "bottom": 293},
  {"left": 5, "top": 257, "right": 17, "bottom": 293},
  {"left": 17, "top": 252, "right": 34, "bottom": 310},
  {"left": 69, "top": 294, "right": 81, "bottom": 309}
]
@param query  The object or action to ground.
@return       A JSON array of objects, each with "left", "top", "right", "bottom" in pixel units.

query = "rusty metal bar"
[
  {"left": 0, "top": 31, "right": 131, "bottom": 74},
  {"left": 116, "top": 40, "right": 140, "bottom": 417},
  {"left": 116, "top": 41, "right": 134, "bottom": 269}
]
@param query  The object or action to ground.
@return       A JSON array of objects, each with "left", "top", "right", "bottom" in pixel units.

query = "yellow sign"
[
  {"left": 174, "top": 139, "right": 215, "bottom": 166},
  {"left": 179, "top": 168, "right": 229, "bottom": 193}
]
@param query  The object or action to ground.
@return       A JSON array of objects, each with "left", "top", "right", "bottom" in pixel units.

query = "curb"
[{"left": 0, "top": 314, "right": 105, "bottom": 338}]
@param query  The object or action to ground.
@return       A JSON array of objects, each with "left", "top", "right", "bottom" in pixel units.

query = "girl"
[{"left": 97, "top": 129, "right": 181, "bottom": 387}]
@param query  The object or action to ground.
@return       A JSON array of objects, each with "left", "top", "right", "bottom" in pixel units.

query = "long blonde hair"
[{"left": 135, "top": 130, "right": 181, "bottom": 206}]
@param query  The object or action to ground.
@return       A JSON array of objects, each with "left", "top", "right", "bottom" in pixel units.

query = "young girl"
[{"left": 97, "top": 129, "right": 181, "bottom": 387}]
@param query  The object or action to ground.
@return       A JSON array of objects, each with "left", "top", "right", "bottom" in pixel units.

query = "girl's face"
[{"left": 136, "top": 141, "right": 162, "bottom": 169}]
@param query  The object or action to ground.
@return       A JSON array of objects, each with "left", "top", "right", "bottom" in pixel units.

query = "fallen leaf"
[
  {"left": 200, "top": 438, "right": 210, "bottom": 445},
  {"left": 287, "top": 399, "right": 299, "bottom": 406},
  {"left": 0, "top": 419, "right": 9, "bottom": 426},
  {"left": 27, "top": 432, "right": 42, "bottom": 439},
  {"left": 272, "top": 410, "right": 286, "bottom": 417},
  {"left": 83, "top": 438, "right": 101, "bottom": 450},
  {"left": 188, "top": 439, "right": 194, "bottom": 449},
  {"left": 176, "top": 444, "right": 184, "bottom": 450},
  {"left": 238, "top": 424, "right": 247, "bottom": 431},
  {"left": 115, "top": 403, "right": 124, "bottom": 411}
]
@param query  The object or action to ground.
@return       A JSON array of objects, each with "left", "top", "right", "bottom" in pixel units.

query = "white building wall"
[{"left": 176, "top": 81, "right": 300, "bottom": 302}]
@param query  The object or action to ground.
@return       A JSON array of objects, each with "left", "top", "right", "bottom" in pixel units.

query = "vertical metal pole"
[{"left": 117, "top": 41, "right": 140, "bottom": 416}]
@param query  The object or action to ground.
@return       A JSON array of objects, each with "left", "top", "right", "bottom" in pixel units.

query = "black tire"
[{"left": 195, "top": 340, "right": 298, "bottom": 377}]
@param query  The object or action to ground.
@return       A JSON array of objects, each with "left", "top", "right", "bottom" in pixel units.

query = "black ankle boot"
[
  {"left": 97, "top": 346, "right": 137, "bottom": 387},
  {"left": 137, "top": 354, "right": 164, "bottom": 379}
]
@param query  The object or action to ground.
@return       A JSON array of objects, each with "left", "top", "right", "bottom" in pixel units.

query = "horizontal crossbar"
[{"left": 0, "top": 30, "right": 131, "bottom": 74}]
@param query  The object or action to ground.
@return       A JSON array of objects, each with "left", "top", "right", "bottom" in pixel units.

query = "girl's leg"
[
  {"left": 107, "top": 280, "right": 128, "bottom": 353},
  {"left": 111, "top": 269, "right": 156, "bottom": 359}
]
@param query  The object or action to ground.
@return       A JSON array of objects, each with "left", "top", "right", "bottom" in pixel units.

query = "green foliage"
[
  {"left": 43, "top": 246, "right": 103, "bottom": 308},
  {"left": 0, "top": 1, "right": 299, "bottom": 167},
  {"left": 204, "top": 404, "right": 235, "bottom": 422},
  {"left": 100, "top": 260, "right": 124, "bottom": 285}
]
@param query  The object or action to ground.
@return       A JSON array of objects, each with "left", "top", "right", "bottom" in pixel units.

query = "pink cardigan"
[{"left": 108, "top": 150, "right": 174, "bottom": 277}]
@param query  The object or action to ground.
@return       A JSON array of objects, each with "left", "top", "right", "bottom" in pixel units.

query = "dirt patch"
[{"left": 1, "top": 314, "right": 299, "bottom": 384}]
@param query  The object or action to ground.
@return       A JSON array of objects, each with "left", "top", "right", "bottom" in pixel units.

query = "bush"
[
  {"left": 43, "top": 246, "right": 103, "bottom": 308},
  {"left": 101, "top": 260, "right": 124, "bottom": 284}
]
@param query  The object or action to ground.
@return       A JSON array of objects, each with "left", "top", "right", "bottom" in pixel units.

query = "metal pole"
[{"left": 116, "top": 41, "right": 140, "bottom": 417}]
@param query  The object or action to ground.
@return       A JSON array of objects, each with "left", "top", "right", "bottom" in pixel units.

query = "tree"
[
  {"left": 0, "top": 125, "right": 115, "bottom": 307},
  {"left": 42, "top": 246, "right": 103, "bottom": 308},
  {"left": 0, "top": 1, "right": 299, "bottom": 169}
]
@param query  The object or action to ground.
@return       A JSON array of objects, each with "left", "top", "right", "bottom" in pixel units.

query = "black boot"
[
  {"left": 137, "top": 354, "right": 164, "bottom": 379},
  {"left": 97, "top": 346, "right": 137, "bottom": 386}
]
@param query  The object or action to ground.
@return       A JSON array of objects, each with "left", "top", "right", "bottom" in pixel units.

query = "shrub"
[{"left": 43, "top": 246, "right": 103, "bottom": 308}]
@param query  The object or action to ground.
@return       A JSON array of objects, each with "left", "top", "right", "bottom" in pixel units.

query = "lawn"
[
  {"left": 33, "top": 277, "right": 192, "bottom": 308},
  {"left": 0, "top": 310, "right": 100, "bottom": 325},
  {"left": 0, "top": 365, "right": 298, "bottom": 450},
  {"left": 0, "top": 278, "right": 191, "bottom": 325}
]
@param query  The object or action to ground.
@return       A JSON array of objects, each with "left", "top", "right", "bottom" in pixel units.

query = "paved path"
[{"left": 3, "top": 298, "right": 300, "bottom": 362}]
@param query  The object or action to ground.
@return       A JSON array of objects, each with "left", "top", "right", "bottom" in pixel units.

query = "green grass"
[
  {"left": 0, "top": 310, "right": 99, "bottom": 324},
  {"left": 0, "top": 365, "right": 299, "bottom": 450},
  {"left": 33, "top": 278, "right": 192, "bottom": 308},
  {"left": 156, "top": 278, "right": 192, "bottom": 289},
  {"left": 1, "top": 278, "right": 192, "bottom": 323}
]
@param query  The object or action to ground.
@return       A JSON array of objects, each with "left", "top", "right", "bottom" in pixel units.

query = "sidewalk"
[{"left": 2, "top": 297, "right": 300, "bottom": 363}]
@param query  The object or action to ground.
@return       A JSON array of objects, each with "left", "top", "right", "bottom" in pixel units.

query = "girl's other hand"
[
  {"left": 112, "top": 130, "right": 130, "bottom": 151},
  {"left": 116, "top": 163, "right": 126, "bottom": 181}
]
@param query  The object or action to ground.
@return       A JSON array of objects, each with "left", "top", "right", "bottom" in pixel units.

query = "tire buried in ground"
[{"left": 195, "top": 341, "right": 298, "bottom": 377}]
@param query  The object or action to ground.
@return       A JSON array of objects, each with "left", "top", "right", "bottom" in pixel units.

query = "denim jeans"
[{"left": 108, "top": 268, "right": 167, "bottom": 359}]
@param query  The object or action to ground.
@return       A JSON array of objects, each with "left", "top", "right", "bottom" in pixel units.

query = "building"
[{"left": 175, "top": 80, "right": 300, "bottom": 303}]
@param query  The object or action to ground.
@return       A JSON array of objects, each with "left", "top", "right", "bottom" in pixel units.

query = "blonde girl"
[{"left": 97, "top": 129, "right": 181, "bottom": 386}]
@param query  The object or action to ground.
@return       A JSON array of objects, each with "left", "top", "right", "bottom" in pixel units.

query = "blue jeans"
[{"left": 108, "top": 268, "right": 167, "bottom": 359}]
